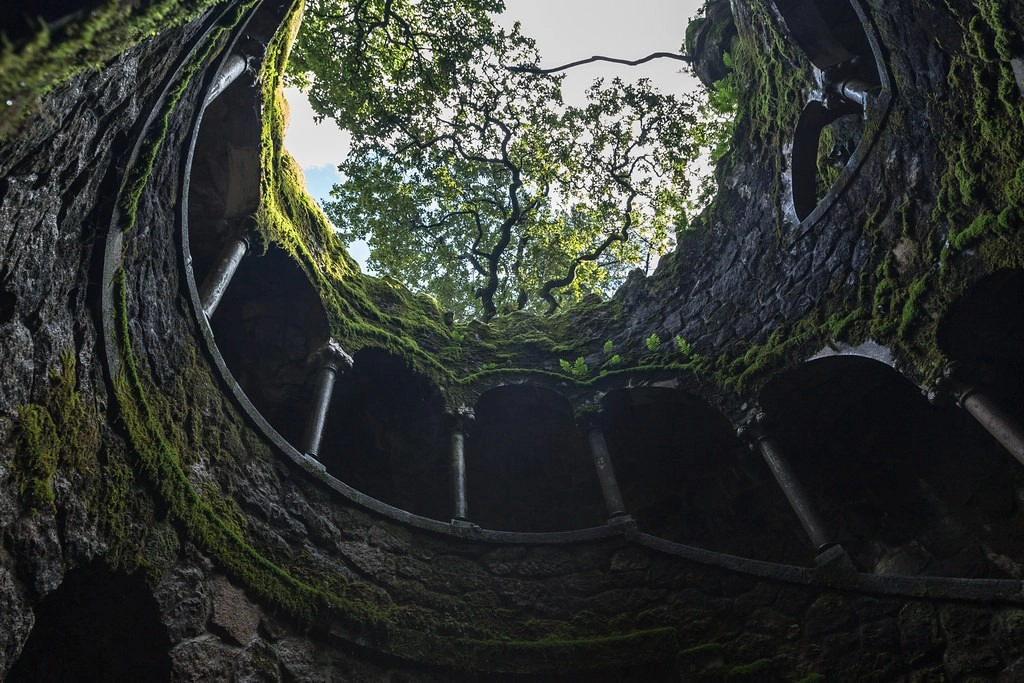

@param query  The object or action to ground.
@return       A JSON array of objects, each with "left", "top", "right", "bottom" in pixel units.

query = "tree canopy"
[{"left": 287, "top": 0, "right": 730, "bottom": 320}]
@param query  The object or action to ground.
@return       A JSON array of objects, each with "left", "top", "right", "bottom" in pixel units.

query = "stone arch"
[
  {"left": 8, "top": 564, "right": 171, "bottom": 682},
  {"left": 186, "top": 54, "right": 262, "bottom": 280},
  {"left": 317, "top": 347, "right": 450, "bottom": 520},
  {"left": 466, "top": 385, "right": 604, "bottom": 532},
  {"left": 772, "top": 0, "right": 884, "bottom": 222},
  {"left": 791, "top": 100, "right": 863, "bottom": 221},
  {"left": 760, "top": 356, "right": 1024, "bottom": 576},
  {"left": 599, "top": 387, "right": 811, "bottom": 563}
]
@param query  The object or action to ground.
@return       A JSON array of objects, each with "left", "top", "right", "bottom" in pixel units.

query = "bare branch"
[{"left": 508, "top": 51, "right": 692, "bottom": 76}]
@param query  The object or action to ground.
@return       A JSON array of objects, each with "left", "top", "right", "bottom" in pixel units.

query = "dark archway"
[
  {"left": 8, "top": 564, "right": 171, "bottom": 682},
  {"left": 772, "top": 0, "right": 882, "bottom": 221},
  {"left": 600, "top": 387, "right": 811, "bottom": 564},
  {"left": 761, "top": 356, "right": 1024, "bottom": 577},
  {"left": 208, "top": 245, "right": 330, "bottom": 446},
  {"left": 319, "top": 348, "right": 449, "bottom": 520},
  {"left": 466, "top": 385, "right": 604, "bottom": 532},
  {"left": 791, "top": 101, "right": 863, "bottom": 220}
]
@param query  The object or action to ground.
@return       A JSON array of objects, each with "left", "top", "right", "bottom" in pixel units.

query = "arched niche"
[
  {"left": 208, "top": 245, "right": 330, "bottom": 446},
  {"left": 7, "top": 564, "right": 171, "bottom": 682},
  {"left": 466, "top": 385, "right": 604, "bottom": 532},
  {"left": 772, "top": 0, "right": 883, "bottom": 222},
  {"left": 186, "top": 65, "right": 262, "bottom": 280},
  {"left": 600, "top": 387, "right": 811, "bottom": 564},
  {"left": 319, "top": 348, "right": 449, "bottom": 520},
  {"left": 791, "top": 100, "right": 863, "bottom": 221},
  {"left": 760, "top": 356, "right": 1024, "bottom": 577},
  {"left": 937, "top": 269, "right": 1024, "bottom": 411}
]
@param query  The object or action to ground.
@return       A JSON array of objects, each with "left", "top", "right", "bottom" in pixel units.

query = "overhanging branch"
[{"left": 508, "top": 52, "right": 693, "bottom": 76}]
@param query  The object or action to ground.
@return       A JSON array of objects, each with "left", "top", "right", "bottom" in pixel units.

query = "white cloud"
[{"left": 282, "top": 87, "right": 351, "bottom": 169}]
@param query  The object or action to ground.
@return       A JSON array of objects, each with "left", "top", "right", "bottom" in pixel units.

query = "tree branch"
[
  {"left": 539, "top": 191, "right": 637, "bottom": 315},
  {"left": 508, "top": 51, "right": 692, "bottom": 76}
]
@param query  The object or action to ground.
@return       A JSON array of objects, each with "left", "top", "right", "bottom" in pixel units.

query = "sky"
[{"left": 283, "top": 0, "right": 708, "bottom": 269}]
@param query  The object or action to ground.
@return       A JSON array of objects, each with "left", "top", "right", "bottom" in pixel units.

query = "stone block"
[{"left": 210, "top": 575, "right": 261, "bottom": 646}]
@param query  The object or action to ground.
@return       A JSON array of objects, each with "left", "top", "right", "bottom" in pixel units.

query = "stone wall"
[{"left": 1, "top": 0, "right": 1024, "bottom": 679}]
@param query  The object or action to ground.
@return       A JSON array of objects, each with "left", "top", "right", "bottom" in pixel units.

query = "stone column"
[
  {"left": 198, "top": 233, "right": 251, "bottom": 318},
  {"left": 449, "top": 408, "right": 473, "bottom": 523},
  {"left": 739, "top": 413, "right": 832, "bottom": 551},
  {"left": 932, "top": 369, "right": 1024, "bottom": 466},
  {"left": 582, "top": 416, "right": 628, "bottom": 521},
  {"left": 831, "top": 77, "right": 873, "bottom": 107},
  {"left": 301, "top": 341, "right": 353, "bottom": 459},
  {"left": 203, "top": 54, "right": 248, "bottom": 107}
]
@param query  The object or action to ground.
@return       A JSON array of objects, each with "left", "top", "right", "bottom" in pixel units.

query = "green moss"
[
  {"left": 932, "top": 1, "right": 1024, "bottom": 255},
  {"left": 727, "top": 657, "right": 775, "bottom": 677},
  {"left": 898, "top": 273, "right": 932, "bottom": 339},
  {"left": 100, "top": 442, "right": 160, "bottom": 572},
  {"left": 726, "top": 0, "right": 815, "bottom": 237},
  {"left": 113, "top": 266, "right": 335, "bottom": 622},
  {"left": 730, "top": 0, "right": 812, "bottom": 150},
  {"left": 15, "top": 404, "right": 59, "bottom": 510},
  {"left": 815, "top": 124, "right": 843, "bottom": 203},
  {"left": 13, "top": 350, "right": 101, "bottom": 511},
  {"left": 0, "top": 0, "right": 230, "bottom": 144}
]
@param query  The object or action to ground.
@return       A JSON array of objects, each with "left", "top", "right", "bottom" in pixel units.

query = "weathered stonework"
[{"left": 2, "top": 0, "right": 1024, "bottom": 679}]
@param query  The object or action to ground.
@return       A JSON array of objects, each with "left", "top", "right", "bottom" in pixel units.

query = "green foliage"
[
  {"left": 603, "top": 339, "right": 614, "bottom": 354},
  {"left": 289, "top": 0, "right": 722, "bottom": 320},
  {"left": 608, "top": 354, "right": 622, "bottom": 367},
  {"left": 645, "top": 333, "right": 661, "bottom": 352},
  {"left": 700, "top": 52, "right": 739, "bottom": 165},
  {"left": 674, "top": 335, "right": 692, "bottom": 356},
  {"left": 559, "top": 356, "right": 589, "bottom": 378}
]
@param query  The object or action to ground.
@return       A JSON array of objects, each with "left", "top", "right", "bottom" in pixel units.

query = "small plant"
[
  {"left": 603, "top": 340, "right": 614, "bottom": 354},
  {"left": 451, "top": 328, "right": 465, "bottom": 342},
  {"left": 674, "top": 335, "right": 692, "bottom": 356},
  {"left": 481, "top": 362, "right": 497, "bottom": 371},
  {"left": 607, "top": 354, "right": 621, "bottom": 366},
  {"left": 559, "top": 356, "right": 588, "bottom": 378},
  {"left": 645, "top": 333, "right": 661, "bottom": 352}
]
